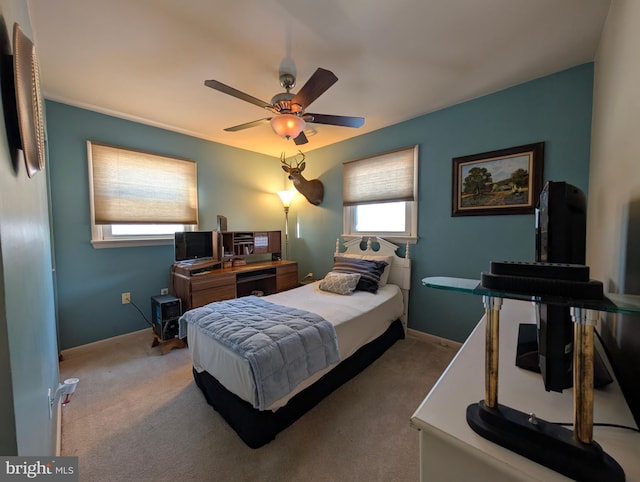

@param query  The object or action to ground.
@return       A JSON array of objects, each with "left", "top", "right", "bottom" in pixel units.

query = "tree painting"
[
  {"left": 452, "top": 143, "right": 544, "bottom": 216},
  {"left": 463, "top": 167, "right": 493, "bottom": 196},
  {"left": 459, "top": 156, "right": 530, "bottom": 208},
  {"left": 509, "top": 167, "right": 529, "bottom": 188},
  {"left": 454, "top": 150, "right": 540, "bottom": 214}
]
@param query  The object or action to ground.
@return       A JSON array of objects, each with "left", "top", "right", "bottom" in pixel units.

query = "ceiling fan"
[{"left": 204, "top": 68, "right": 364, "bottom": 145}]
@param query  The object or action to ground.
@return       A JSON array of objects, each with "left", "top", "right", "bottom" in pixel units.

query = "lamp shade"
[
  {"left": 270, "top": 114, "right": 305, "bottom": 139},
  {"left": 277, "top": 190, "right": 297, "bottom": 208}
]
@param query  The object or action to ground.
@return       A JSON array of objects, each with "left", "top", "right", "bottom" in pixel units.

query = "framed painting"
[{"left": 451, "top": 142, "right": 544, "bottom": 216}]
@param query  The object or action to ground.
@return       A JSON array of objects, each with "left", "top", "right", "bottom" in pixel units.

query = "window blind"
[
  {"left": 342, "top": 145, "right": 418, "bottom": 206},
  {"left": 89, "top": 142, "right": 198, "bottom": 225}
]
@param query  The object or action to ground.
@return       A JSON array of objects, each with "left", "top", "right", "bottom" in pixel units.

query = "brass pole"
[
  {"left": 483, "top": 296, "right": 502, "bottom": 409},
  {"left": 570, "top": 307, "right": 598, "bottom": 444},
  {"left": 283, "top": 206, "right": 290, "bottom": 260}
]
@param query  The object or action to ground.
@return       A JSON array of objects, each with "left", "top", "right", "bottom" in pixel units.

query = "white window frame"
[
  {"left": 87, "top": 141, "right": 198, "bottom": 248},
  {"left": 343, "top": 201, "right": 417, "bottom": 243},
  {"left": 342, "top": 146, "right": 419, "bottom": 244},
  {"left": 90, "top": 224, "right": 196, "bottom": 249}
]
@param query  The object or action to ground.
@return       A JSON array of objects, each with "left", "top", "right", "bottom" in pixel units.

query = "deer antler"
[
  {"left": 295, "top": 150, "right": 306, "bottom": 168},
  {"left": 280, "top": 152, "right": 291, "bottom": 169}
]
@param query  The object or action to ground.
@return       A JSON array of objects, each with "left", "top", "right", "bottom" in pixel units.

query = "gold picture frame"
[
  {"left": 452, "top": 142, "right": 544, "bottom": 216},
  {"left": 13, "top": 23, "right": 46, "bottom": 178}
]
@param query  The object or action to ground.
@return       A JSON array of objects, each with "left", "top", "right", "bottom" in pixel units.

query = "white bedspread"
[{"left": 187, "top": 281, "right": 404, "bottom": 410}]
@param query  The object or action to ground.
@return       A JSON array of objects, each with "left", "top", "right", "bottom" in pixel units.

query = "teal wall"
[
  {"left": 290, "top": 63, "right": 594, "bottom": 341},
  {"left": 46, "top": 102, "right": 284, "bottom": 349},
  {"left": 0, "top": 0, "right": 60, "bottom": 455},
  {"left": 47, "top": 63, "right": 594, "bottom": 348}
]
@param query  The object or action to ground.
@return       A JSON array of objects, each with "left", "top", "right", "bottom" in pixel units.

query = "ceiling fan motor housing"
[{"left": 270, "top": 92, "right": 302, "bottom": 114}]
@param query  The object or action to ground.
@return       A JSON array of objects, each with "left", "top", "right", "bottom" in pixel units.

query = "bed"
[{"left": 179, "top": 236, "right": 411, "bottom": 448}]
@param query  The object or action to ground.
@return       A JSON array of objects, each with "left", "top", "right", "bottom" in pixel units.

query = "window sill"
[
  {"left": 91, "top": 238, "right": 173, "bottom": 249},
  {"left": 340, "top": 234, "right": 418, "bottom": 245}
]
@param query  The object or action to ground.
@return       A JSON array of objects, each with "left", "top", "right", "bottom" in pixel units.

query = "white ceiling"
[{"left": 27, "top": 0, "right": 611, "bottom": 158}]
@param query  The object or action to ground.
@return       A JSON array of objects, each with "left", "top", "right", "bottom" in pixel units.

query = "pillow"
[
  {"left": 318, "top": 271, "right": 361, "bottom": 295},
  {"left": 332, "top": 256, "right": 388, "bottom": 293},
  {"left": 342, "top": 253, "right": 394, "bottom": 286}
]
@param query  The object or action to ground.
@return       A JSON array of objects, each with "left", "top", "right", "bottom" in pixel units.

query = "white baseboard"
[
  {"left": 55, "top": 403, "right": 62, "bottom": 456},
  {"left": 407, "top": 328, "right": 462, "bottom": 349},
  {"left": 60, "top": 328, "right": 149, "bottom": 357}
]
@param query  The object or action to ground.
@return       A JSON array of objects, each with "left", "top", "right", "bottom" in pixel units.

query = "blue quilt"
[{"left": 179, "top": 296, "right": 340, "bottom": 410}]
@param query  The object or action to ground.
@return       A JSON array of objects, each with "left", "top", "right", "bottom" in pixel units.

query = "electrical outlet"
[
  {"left": 121, "top": 292, "right": 131, "bottom": 304},
  {"left": 160, "top": 288, "right": 169, "bottom": 295}
]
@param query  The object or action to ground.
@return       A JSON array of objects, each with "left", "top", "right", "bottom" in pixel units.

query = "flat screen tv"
[
  {"left": 518, "top": 181, "right": 610, "bottom": 392},
  {"left": 534, "top": 181, "right": 587, "bottom": 392},
  {"left": 174, "top": 231, "right": 218, "bottom": 263},
  {"left": 535, "top": 181, "right": 587, "bottom": 265}
]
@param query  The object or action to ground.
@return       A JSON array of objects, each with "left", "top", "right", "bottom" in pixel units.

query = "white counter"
[{"left": 410, "top": 299, "right": 640, "bottom": 481}]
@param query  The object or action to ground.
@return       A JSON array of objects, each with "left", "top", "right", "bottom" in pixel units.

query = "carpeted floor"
[{"left": 59, "top": 329, "right": 458, "bottom": 482}]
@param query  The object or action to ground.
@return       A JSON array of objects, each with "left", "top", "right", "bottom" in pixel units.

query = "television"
[
  {"left": 517, "top": 181, "right": 610, "bottom": 392},
  {"left": 535, "top": 181, "right": 587, "bottom": 392},
  {"left": 535, "top": 180, "right": 586, "bottom": 265},
  {"left": 174, "top": 231, "right": 219, "bottom": 264}
]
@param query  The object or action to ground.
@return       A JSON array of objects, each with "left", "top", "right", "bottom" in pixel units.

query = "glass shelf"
[
  {"left": 422, "top": 276, "right": 640, "bottom": 315},
  {"left": 423, "top": 275, "right": 631, "bottom": 479}
]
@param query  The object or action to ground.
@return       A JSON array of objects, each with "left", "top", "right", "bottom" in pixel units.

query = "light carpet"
[{"left": 59, "top": 329, "right": 458, "bottom": 482}]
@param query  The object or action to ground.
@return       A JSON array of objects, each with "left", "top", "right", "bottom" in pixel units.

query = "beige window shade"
[
  {"left": 343, "top": 145, "right": 417, "bottom": 206},
  {"left": 89, "top": 142, "right": 198, "bottom": 225}
]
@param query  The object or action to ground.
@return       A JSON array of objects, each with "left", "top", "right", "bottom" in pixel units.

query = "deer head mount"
[{"left": 280, "top": 151, "right": 324, "bottom": 205}]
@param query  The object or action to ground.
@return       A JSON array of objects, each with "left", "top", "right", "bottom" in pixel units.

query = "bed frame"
[
  {"left": 192, "top": 236, "right": 411, "bottom": 448},
  {"left": 337, "top": 236, "right": 411, "bottom": 333}
]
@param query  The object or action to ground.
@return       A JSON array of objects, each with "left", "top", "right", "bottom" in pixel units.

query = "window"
[
  {"left": 87, "top": 141, "right": 198, "bottom": 248},
  {"left": 343, "top": 145, "right": 418, "bottom": 242}
]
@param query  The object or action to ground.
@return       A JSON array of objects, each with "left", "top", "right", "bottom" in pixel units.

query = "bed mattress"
[{"left": 186, "top": 281, "right": 404, "bottom": 410}]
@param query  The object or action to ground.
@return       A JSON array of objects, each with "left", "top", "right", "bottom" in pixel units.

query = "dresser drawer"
[
  {"left": 276, "top": 263, "right": 298, "bottom": 275},
  {"left": 191, "top": 273, "right": 235, "bottom": 292},
  {"left": 277, "top": 274, "right": 298, "bottom": 292},
  {"left": 192, "top": 285, "right": 236, "bottom": 307},
  {"left": 276, "top": 263, "right": 299, "bottom": 292}
]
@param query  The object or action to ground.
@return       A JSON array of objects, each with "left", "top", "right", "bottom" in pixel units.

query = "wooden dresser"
[{"left": 170, "top": 259, "right": 299, "bottom": 311}]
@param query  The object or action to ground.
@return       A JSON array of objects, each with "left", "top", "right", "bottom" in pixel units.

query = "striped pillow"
[
  {"left": 341, "top": 253, "right": 393, "bottom": 286},
  {"left": 333, "top": 256, "right": 388, "bottom": 293}
]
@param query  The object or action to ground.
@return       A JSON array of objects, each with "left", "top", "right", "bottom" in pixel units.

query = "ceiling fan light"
[{"left": 270, "top": 114, "right": 305, "bottom": 140}]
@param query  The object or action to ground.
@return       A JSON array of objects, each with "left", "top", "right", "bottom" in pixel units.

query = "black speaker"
[{"left": 151, "top": 295, "right": 182, "bottom": 340}]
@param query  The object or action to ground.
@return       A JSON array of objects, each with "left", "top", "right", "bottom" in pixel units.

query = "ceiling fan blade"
[
  {"left": 305, "top": 113, "right": 365, "bottom": 128},
  {"left": 291, "top": 68, "right": 338, "bottom": 110},
  {"left": 293, "top": 131, "right": 308, "bottom": 145},
  {"left": 224, "top": 118, "right": 271, "bottom": 132},
  {"left": 205, "top": 79, "right": 273, "bottom": 110}
]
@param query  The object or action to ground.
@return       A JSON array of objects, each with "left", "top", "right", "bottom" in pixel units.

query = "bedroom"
[{"left": 1, "top": 0, "right": 639, "bottom": 478}]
